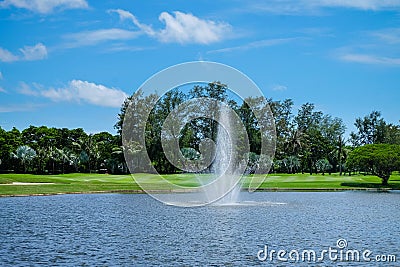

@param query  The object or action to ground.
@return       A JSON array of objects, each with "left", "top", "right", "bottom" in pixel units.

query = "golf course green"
[{"left": 0, "top": 172, "right": 399, "bottom": 196}]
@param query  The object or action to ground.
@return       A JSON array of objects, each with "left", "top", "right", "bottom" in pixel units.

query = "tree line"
[
  {"left": 117, "top": 82, "right": 400, "bottom": 180},
  {"left": 1, "top": 82, "right": 399, "bottom": 182},
  {"left": 0, "top": 126, "right": 126, "bottom": 174}
]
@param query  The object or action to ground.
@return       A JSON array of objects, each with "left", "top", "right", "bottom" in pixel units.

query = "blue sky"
[{"left": 0, "top": 0, "right": 399, "bottom": 137}]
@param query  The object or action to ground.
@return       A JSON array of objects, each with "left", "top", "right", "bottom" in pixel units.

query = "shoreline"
[{"left": 0, "top": 187, "right": 395, "bottom": 198}]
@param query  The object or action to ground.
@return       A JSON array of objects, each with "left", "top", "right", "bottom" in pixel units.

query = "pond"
[{"left": 0, "top": 191, "right": 399, "bottom": 266}]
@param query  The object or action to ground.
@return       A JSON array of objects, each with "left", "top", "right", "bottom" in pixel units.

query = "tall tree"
[
  {"left": 350, "top": 111, "right": 386, "bottom": 146},
  {"left": 73, "top": 134, "right": 99, "bottom": 173},
  {"left": 293, "top": 104, "right": 345, "bottom": 174},
  {"left": 383, "top": 123, "right": 400, "bottom": 144},
  {"left": 117, "top": 89, "right": 159, "bottom": 173},
  {"left": 0, "top": 128, "right": 22, "bottom": 170},
  {"left": 269, "top": 99, "right": 294, "bottom": 159}
]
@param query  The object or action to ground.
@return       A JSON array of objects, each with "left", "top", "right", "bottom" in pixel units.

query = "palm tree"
[
  {"left": 283, "top": 155, "right": 300, "bottom": 174},
  {"left": 79, "top": 151, "right": 89, "bottom": 172},
  {"left": 316, "top": 158, "right": 332, "bottom": 175},
  {"left": 11, "top": 145, "right": 37, "bottom": 173},
  {"left": 35, "top": 147, "right": 48, "bottom": 174},
  {"left": 58, "top": 148, "right": 72, "bottom": 174},
  {"left": 284, "top": 129, "right": 305, "bottom": 156},
  {"left": 47, "top": 146, "right": 61, "bottom": 174},
  {"left": 120, "top": 141, "right": 143, "bottom": 173},
  {"left": 68, "top": 152, "right": 80, "bottom": 172},
  {"left": 73, "top": 134, "right": 97, "bottom": 173},
  {"left": 328, "top": 136, "right": 351, "bottom": 176},
  {"left": 111, "top": 146, "right": 125, "bottom": 173}
]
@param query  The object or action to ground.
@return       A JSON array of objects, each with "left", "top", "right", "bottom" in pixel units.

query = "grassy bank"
[
  {"left": 0, "top": 173, "right": 141, "bottom": 196},
  {"left": 0, "top": 172, "right": 399, "bottom": 196},
  {"left": 256, "top": 172, "right": 400, "bottom": 190}
]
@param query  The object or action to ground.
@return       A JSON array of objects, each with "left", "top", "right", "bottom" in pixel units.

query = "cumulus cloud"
[
  {"left": 0, "top": 43, "right": 47, "bottom": 62},
  {"left": 0, "top": 0, "right": 88, "bottom": 14},
  {"left": 63, "top": 10, "right": 230, "bottom": 48},
  {"left": 157, "top": 11, "right": 231, "bottom": 44},
  {"left": 109, "top": 9, "right": 231, "bottom": 44},
  {"left": 64, "top": 28, "right": 140, "bottom": 47},
  {"left": 18, "top": 80, "right": 128, "bottom": 107}
]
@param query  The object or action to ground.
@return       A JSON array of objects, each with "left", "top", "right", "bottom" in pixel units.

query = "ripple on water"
[{"left": 0, "top": 192, "right": 399, "bottom": 266}]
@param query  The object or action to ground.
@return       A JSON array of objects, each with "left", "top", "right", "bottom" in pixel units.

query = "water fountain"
[
  {"left": 138, "top": 98, "right": 282, "bottom": 207},
  {"left": 204, "top": 103, "right": 284, "bottom": 207},
  {"left": 210, "top": 104, "right": 242, "bottom": 205}
]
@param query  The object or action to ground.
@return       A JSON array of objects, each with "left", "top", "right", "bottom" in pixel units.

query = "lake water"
[{"left": 0, "top": 192, "right": 399, "bottom": 266}]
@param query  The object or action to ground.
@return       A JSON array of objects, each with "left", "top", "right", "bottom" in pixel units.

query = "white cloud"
[
  {"left": 315, "top": 0, "right": 400, "bottom": 10},
  {"left": 371, "top": 28, "right": 400, "bottom": 44},
  {"left": 20, "top": 43, "right": 47, "bottom": 60},
  {"left": 109, "top": 9, "right": 155, "bottom": 36},
  {"left": 63, "top": 10, "right": 230, "bottom": 48},
  {"left": 297, "top": 27, "right": 335, "bottom": 37},
  {"left": 0, "top": 43, "right": 47, "bottom": 62},
  {"left": 272, "top": 84, "right": 288, "bottom": 91},
  {"left": 249, "top": 1, "right": 312, "bottom": 15},
  {"left": 64, "top": 28, "right": 139, "bottom": 47},
  {"left": 157, "top": 11, "right": 231, "bottom": 44},
  {"left": 208, "top": 38, "right": 299, "bottom": 54},
  {"left": 0, "top": 47, "right": 19, "bottom": 62},
  {"left": 0, "top": 0, "right": 88, "bottom": 14},
  {"left": 335, "top": 28, "right": 400, "bottom": 66},
  {"left": 0, "top": 71, "right": 3, "bottom": 79},
  {"left": 0, "top": 87, "right": 6, "bottom": 93},
  {"left": 17, "top": 82, "right": 39, "bottom": 95},
  {"left": 19, "top": 80, "right": 128, "bottom": 107},
  {"left": 109, "top": 9, "right": 231, "bottom": 44},
  {"left": 247, "top": 0, "right": 400, "bottom": 15},
  {"left": 105, "top": 44, "right": 152, "bottom": 53},
  {"left": 339, "top": 53, "right": 400, "bottom": 65},
  {"left": 0, "top": 104, "right": 42, "bottom": 112}
]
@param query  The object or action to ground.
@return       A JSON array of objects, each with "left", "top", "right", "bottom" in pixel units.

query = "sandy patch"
[{"left": 0, "top": 182, "right": 56, "bottom": 185}]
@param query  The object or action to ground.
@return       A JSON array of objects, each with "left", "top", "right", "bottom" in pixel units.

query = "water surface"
[{"left": 0, "top": 192, "right": 399, "bottom": 266}]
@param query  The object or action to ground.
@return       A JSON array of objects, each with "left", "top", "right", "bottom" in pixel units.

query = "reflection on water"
[{"left": 0, "top": 192, "right": 399, "bottom": 266}]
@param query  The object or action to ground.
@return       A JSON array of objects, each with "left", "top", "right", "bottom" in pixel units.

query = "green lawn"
[
  {"left": 0, "top": 173, "right": 141, "bottom": 196},
  {"left": 0, "top": 172, "right": 399, "bottom": 196},
  {"left": 252, "top": 172, "right": 400, "bottom": 190}
]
